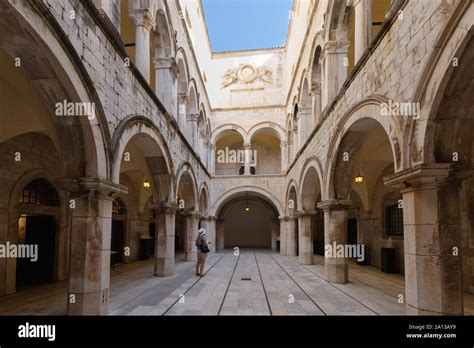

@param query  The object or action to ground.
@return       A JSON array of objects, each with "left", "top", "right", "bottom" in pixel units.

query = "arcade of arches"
[{"left": 0, "top": 0, "right": 473, "bottom": 316}]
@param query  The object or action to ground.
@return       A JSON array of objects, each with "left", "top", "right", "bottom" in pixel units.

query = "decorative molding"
[{"left": 221, "top": 63, "right": 273, "bottom": 89}]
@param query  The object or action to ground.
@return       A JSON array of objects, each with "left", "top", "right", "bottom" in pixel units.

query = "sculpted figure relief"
[{"left": 221, "top": 63, "right": 273, "bottom": 89}]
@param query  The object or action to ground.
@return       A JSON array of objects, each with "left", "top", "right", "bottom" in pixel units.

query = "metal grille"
[
  {"left": 386, "top": 205, "right": 403, "bottom": 236},
  {"left": 19, "top": 179, "right": 59, "bottom": 207}
]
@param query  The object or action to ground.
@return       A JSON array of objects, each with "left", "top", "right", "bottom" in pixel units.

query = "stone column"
[
  {"left": 321, "top": 41, "right": 350, "bottom": 110},
  {"left": 317, "top": 200, "right": 351, "bottom": 284},
  {"left": 177, "top": 93, "right": 188, "bottom": 130},
  {"left": 184, "top": 211, "right": 200, "bottom": 262},
  {"left": 310, "top": 83, "right": 322, "bottom": 126},
  {"left": 154, "top": 57, "right": 179, "bottom": 117},
  {"left": 353, "top": 0, "right": 372, "bottom": 62},
  {"left": 298, "top": 107, "right": 312, "bottom": 147},
  {"left": 279, "top": 217, "right": 288, "bottom": 255},
  {"left": 66, "top": 178, "right": 126, "bottom": 315},
  {"left": 154, "top": 202, "right": 176, "bottom": 277},
  {"left": 187, "top": 113, "right": 199, "bottom": 148},
  {"left": 280, "top": 141, "right": 288, "bottom": 173},
  {"left": 384, "top": 164, "right": 463, "bottom": 314},
  {"left": 216, "top": 218, "right": 225, "bottom": 250},
  {"left": 297, "top": 210, "right": 315, "bottom": 265},
  {"left": 129, "top": 9, "right": 155, "bottom": 82},
  {"left": 206, "top": 216, "right": 217, "bottom": 253},
  {"left": 209, "top": 143, "right": 216, "bottom": 175},
  {"left": 286, "top": 217, "right": 298, "bottom": 256},
  {"left": 243, "top": 143, "right": 252, "bottom": 175},
  {"left": 270, "top": 218, "right": 279, "bottom": 252}
]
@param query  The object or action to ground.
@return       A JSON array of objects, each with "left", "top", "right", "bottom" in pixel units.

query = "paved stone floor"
[{"left": 0, "top": 250, "right": 473, "bottom": 316}]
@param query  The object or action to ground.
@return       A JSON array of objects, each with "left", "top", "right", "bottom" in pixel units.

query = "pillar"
[
  {"left": 385, "top": 164, "right": 463, "bottom": 314},
  {"left": 270, "top": 218, "right": 279, "bottom": 252},
  {"left": 67, "top": 178, "right": 126, "bottom": 315},
  {"left": 184, "top": 211, "right": 200, "bottom": 262},
  {"left": 216, "top": 218, "right": 225, "bottom": 250},
  {"left": 280, "top": 141, "right": 288, "bottom": 173},
  {"left": 206, "top": 216, "right": 217, "bottom": 253},
  {"left": 154, "top": 57, "right": 179, "bottom": 116},
  {"left": 353, "top": 0, "right": 372, "bottom": 62},
  {"left": 297, "top": 210, "right": 315, "bottom": 265},
  {"left": 187, "top": 113, "right": 198, "bottom": 148},
  {"left": 310, "top": 83, "right": 322, "bottom": 126},
  {"left": 243, "top": 143, "right": 252, "bottom": 175},
  {"left": 286, "top": 217, "right": 298, "bottom": 256},
  {"left": 209, "top": 143, "right": 216, "bottom": 175},
  {"left": 129, "top": 9, "right": 155, "bottom": 82},
  {"left": 279, "top": 217, "right": 288, "bottom": 255},
  {"left": 178, "top": 93, "right": 188, "bottom": 130},
  {"left": 317, "top": 200, "right": 351, "bottom": 284},
  {"left": 321, "top": 41, "right": 350, "bottom": 109},
  {"left": 298, "top": 107, "right": 312, "bottom": 147},
  {"left": 154, "top": 202, "right": 176, "bottom": 277}
]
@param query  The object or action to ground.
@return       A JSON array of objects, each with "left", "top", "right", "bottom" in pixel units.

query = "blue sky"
[{"left": 201, "top": 0, "right": 293, "bottom": 52}]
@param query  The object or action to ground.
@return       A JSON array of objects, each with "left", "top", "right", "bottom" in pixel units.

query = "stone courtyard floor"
[{"left": 1, "top": 250, "right": 473, "bottom": 316}]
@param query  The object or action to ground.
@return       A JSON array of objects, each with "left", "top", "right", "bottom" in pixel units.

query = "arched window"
[{"left": 19, "top": 179, "right": 59, "bottom": 207}]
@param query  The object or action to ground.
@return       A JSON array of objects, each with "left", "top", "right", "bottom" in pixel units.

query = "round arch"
[
  {"left": 248, "top": 122, "right": 285, "bottom": 143},
  {"left": 210, "top": 186, "right": 284, "bottom": 217},
  {"left": 324, "top": 97, "right": 402, "bottom": 199},
  {"left": 284, "top": 180, "right": 299, "bottom": 215},
  {"left": 211, "top": 124, "right": 247, "bottom": 145},
  {"left": 175, "top": 162, "right": 199, "bottom": 211},
  {"left": 298, "top": 157, "right": 325, "bottom": 209}
]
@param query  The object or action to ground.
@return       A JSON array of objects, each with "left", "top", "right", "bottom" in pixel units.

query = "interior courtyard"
[{"left": 0, "top": 0, "right": 473, "bottom": 316}]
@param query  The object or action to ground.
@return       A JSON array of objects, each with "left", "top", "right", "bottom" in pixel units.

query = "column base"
[
  {"left": 154, "top": 257, "right": 175, "bottom": 277},
  {"left": 186, "top": 251, "right": 197, "bottom": 262},
  {"left": 299, "top": 252, "right": 313, "bottom": 265},
  {"left": 325, "top": 258, "right": 348, "bottom": 283},
  {"left": 67, "top": 289, "right": 108, "bottom": 315}
]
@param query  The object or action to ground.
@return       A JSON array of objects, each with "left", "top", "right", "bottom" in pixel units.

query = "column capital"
[
  {"left": 280, "top": 141, "right": 288, "bottom": 148},
  {"left": 243, "top": 143, "right": 252, "bottom": 150},
  {"left": 322, "top": 40, "right": 351, "bottom": 60},
  {"left": 182, "top": 210, "right": 202, "bottom": 219},
  {"left": 309, "top": 83, "right": 321, "bottom": 96},
  {"left": 153, "top": 57, "right": 179, "bottom": 76},
  {"left": 317, "top": 199, "right": 352, "bottom": 211},
  {"left": 153, "top": 201, "right": 178, "bottom": 214},
  {"left": 59, "top": 178, "right": 128, "bottom": 200},
  {"left": 129, "top": 9, "right": 155, "bottom": 31},
  {"left": 383, "top": 163, "right": 456, "bottom": 192},
  {"left": 187, "top": 113, "right": 199, "bottom": 122},
  {"left": 296, "top": 209, "right": 317, "bottom": 217},
  {"left": 206, "top": 216, "right": 218, "bottom": 222},
  {"left": 178, "top": 93, "right": 189, "bottom": 105}
]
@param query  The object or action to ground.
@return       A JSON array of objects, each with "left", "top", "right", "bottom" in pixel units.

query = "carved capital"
[{"left": 129, "top": 9, "right": 155, "bottom": 31}]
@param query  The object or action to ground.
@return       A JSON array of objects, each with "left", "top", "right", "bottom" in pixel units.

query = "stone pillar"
[
  {"left": 384, "top": 164, "right": 463, "bottom": 314},
  {"left": 216, "top": 218, "right": 225, "bottom": 250},
  {"left": 67, "top": 178, "right": 126, "bottom": 315},
  {"left": 353, "top": 0, "right": 372, "bottom": 62},
  {"left": 206, "top": 216, "right": 217, "bottom": 253},
  {"left": 154, "top": 202, "right": 176, "bottom": 277},
  {"left": 177, "top": 93, "right": 188, "bottom": 130},
  {"left": 154, "top": 57, "right": 179, "bottom": 117},
  {"left": 280, "top": 141, "right": 288, "bottom": 173},
  {"left": 286, "top": 217, "right": 298, "bottom": 256},
  {"left": 298, "top": 107, "right": 312, "bottom": 147},
  {"left": 243, "top": 143, "right": 252, "bottom": 175},
  {"left": 184, "top": 211, "right": 200, "bottom": 262},
  {"left": 187, "top": 113, "right": 198, "bottom": 148},
  {"left": 321, "top": 41, "right": 350, "bottom": 110},
  {"left": 270, "top": 218, "right": 279, "bottom": 252},
  {"left": 310, "top": 83, "right": 322, "bottom": 126},
  {"left": 317, "top": 200, "right": 351, "bottom": 284},
  {"left": 297, "top": 210, "right": 315, "bottom": 265},
  {"left": 279, "top": 217, "right": 288, "bottom": 255},
  {"left": 209, "top": 143, "right": 216, "bottom": 175},
  {"left": 130, "top": 9, "right": 155, "bottom": 82}
]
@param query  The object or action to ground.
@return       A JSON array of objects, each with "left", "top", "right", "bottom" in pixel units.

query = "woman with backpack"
[{"left": 195, "top": 228, "right": 210, "bottom": 276}]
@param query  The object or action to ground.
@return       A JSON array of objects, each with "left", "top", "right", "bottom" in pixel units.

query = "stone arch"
[
  {"left": 111, "top": 116, "right": 174, "bottom": 202},
  {"left": 175, "top": 47, "right": 190, "bottom": 85},
  {"left": 299, "top": 74, "right": 310, "bottom": 108},
  {"left": 298, "top": 158, "right": 325, "bottom": 210},
  {"left": 407, "top": 2, "right": 474, "bottom": 167},
  {"left": 198, "top": 183, "right": 210, "bottom": 216},
  {"left": 152, "top": 2, "right": 174, "bottom": 59},
  {"left": 324, "top": 0, "right": 352, "bottom": 42},
  {"left": 211, "top": 124, "right": 247, "bottom": 145},
  {"left": 325, "top": 98, "right": 402, "bottom": 203},
  {"left": 0, "top": 0, "right": 111, "bottom": 180},
  {"left": 285, "top": 180, "right": 299, "bottom": 216},
  {"left": 175, "top": 162, "right": 199, "bottom": 211},
  {"left": 248, "top": 122, "right": 285, "bottom": 143},
  {"left": 211, "top": 186, "right": 284, "bottom": 217}
]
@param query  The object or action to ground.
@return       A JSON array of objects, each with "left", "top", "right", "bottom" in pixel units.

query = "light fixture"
[
  {"left": 354, "top": 171, "right": 364, "bottom": 184},
  {"left": 244, "top": 194, "right": 250, "bottom": 212},
  {"left": 143, "top": 181, "right": 151, "bottom": 189}
]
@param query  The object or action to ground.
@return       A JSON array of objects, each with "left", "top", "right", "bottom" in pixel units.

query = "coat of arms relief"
[{"left": 221, "top": 63, "right": 273, "bottom": 89}]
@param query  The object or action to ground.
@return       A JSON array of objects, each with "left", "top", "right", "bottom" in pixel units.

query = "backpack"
[{"left": 196, "top": 236, "right": 209, "bottom": 253}]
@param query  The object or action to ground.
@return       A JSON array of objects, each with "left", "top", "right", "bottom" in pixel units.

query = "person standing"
[{"left": 195, "top": 229, "right": 210, "bottom": 276}]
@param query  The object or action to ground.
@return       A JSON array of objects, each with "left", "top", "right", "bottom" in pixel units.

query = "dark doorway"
[
  {"left": 111, "top": 220, "right": 124, "bottom": 265},
  {"left": 347, "top": 218, "right": 357, "bottom": 245},
  {"left": 16, "top": 215, "right": 56, "bottom": 287}
]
